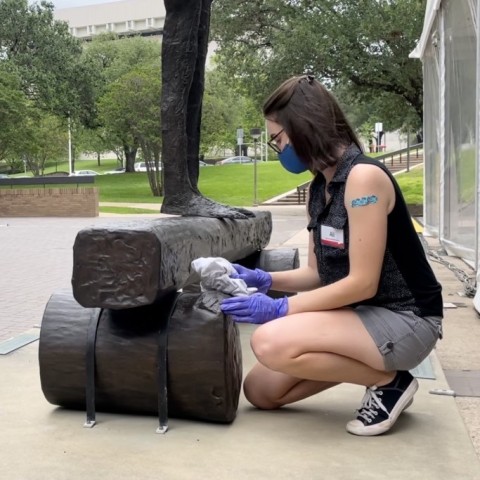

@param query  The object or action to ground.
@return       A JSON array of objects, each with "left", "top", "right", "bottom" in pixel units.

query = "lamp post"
[
  {"left": 250, "top": 128, "right": 262, "bottom": 206},
  {"left": 68, "top": 113, "right": 73, "bottom": 175}
]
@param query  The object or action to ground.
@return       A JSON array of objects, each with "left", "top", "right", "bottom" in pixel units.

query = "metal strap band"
[
  {"left": 84, "top": 307, "right": 102, "bottom": 428},
  {"left": 156, "top": 292, "right": 180, "bottom": 434},
  {"left": 156, "top": 319, "right": 169, "bottom": 434}
]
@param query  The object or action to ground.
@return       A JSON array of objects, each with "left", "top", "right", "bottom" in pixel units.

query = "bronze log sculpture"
[
  {"left": 71, "top": 213, "right": 272, "bottom": 309},
  {"left": 39, "top": 213, "right": 300, "bottom": 429},
  {"left": 39, "top": 289, "right": 242, "bottom": 424},
  {"left": 161, "top": 0, "right": 254, "bottom": 219}
]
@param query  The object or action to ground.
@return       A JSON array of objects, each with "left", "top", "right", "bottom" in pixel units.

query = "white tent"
[{"left": 410, "top": 0, "right": 480, "bottom": 310}]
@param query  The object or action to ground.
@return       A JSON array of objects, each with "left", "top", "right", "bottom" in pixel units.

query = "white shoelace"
[{"left": 356, "top": 386, "right": 390, "bottom": 423}]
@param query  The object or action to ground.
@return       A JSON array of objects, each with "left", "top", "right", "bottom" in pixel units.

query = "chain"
[{"left": 428, "top": 249, "right": 477, "bottom": 298}]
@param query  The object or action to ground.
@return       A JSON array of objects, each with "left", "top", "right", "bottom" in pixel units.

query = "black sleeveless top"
[{"left": 307, "top": 145, "right": 443, "bottom": 317}]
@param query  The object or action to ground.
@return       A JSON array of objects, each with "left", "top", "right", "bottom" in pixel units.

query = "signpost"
[
  {"left": 236, "top": 128, "right": 244, "bottom": 155},
  {"left": 375, "top": 122, "right": 383, "bottom": 152}
]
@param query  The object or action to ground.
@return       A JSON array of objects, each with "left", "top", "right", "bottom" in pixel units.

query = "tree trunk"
[
  {"left": 124, "top": 144, "right": 137, "bottom": 172},
  {"left": 71, "top": 144, "right": 76, "bottom": 173},
  {"left": 141, "top": 140, "right": 162, "bottom": 196}
]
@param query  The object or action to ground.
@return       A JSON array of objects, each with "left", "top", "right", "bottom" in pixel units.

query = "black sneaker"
[{"left": 346, "top": 371, "right": 418, "bottom": 436}]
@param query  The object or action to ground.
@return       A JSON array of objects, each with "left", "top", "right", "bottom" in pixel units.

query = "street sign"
[{"left": 236, "top": 128, "right": 244, "bottom": 146}]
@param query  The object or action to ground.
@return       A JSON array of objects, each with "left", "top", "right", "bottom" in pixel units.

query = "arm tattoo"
[{"left": 351, "top": 195, "right": 378, "bottom": 208}]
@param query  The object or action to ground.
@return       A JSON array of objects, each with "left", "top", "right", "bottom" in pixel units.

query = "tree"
[
  {"left": 0, "top": 65, "right": 28, "bottom": 163},
  {"left": 0, "top": 61, "right": 69, "bottom": 175},
  {"left": 74, "top": 126, "right": 112, "bottom": 167},
  {"left": 201, "top": 67, "right": 264, "bottom": 156},
  {"left": 0, "top": 0, "right": 98, "bottom": 124},
  {"left": 19, "top": 111, "right": 68, "bottom": 176},
  {"left": 211, "top": 0, "right": 426, "bottom": 131},
  {"left": 98, "top": 62, "right": 163, "bottom": 195},
  {"left": 84, "top": 34, "right": 162, "bottom": 171}
]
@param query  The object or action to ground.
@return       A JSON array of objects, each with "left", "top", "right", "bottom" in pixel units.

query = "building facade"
[{"left": 54, "top": 0, "right": 166, "bottom": 40}]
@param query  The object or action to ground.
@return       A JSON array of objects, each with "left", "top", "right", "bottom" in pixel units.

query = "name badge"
[{"left": 321, "top": 225, "right": 345, "bottom": 248}]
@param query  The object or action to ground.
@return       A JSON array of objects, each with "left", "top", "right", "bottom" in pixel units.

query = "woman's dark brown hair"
[{"left": 263, "top": 75, "right": 363, "bottom": 171}]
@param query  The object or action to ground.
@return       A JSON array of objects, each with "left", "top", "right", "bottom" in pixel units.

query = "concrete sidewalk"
[{"left": 1, "top": 206, "right": 479, "bottom": 479}]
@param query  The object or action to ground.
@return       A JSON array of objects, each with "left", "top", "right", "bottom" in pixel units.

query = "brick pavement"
[{"left": 1, "top": 217, "right": 91, "bottom": 341}]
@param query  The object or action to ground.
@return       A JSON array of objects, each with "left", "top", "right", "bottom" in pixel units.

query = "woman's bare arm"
[{"left": 286, "top": 164, "right": 395, "bottom": 314}]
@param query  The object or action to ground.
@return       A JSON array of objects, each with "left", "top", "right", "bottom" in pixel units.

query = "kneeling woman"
[{"left": 221, "top": 75, "right": 443, "bottom": 436}]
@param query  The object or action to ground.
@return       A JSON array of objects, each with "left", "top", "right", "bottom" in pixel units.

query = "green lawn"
[
  {"left": 32, "top": 158, "right": 313, "bottom": 206},
  {"left": 395, "top": 166, "right": 423, "bottom": 205},
  {"left": 5, "top": 157, "right": 423, "bottom": 207},
  {"left": 100, "top": 206, "right": 158, "bottom": 214}
]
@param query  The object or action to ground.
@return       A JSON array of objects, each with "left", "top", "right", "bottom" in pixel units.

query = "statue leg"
[
  {"left": 185, "top": 0, "right": 210, "bottom": 194},
  {"left": 161, "top": 0, "right": 200, "bottom": 202},
  {"left": 161, "top": 0, "right": 254, "bottom": 219}
]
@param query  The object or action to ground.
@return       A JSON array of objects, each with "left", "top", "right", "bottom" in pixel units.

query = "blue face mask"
[{"left": 278, "top": 144, "right": 308, "bottom": 174}]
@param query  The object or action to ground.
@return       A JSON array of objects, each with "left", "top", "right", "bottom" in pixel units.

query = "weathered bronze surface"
[
  {"left": 72, "top": 213, "right": 272, "bottom": 309},
  {"left": 161, "top": 0, "right": 253, "bottom": 219},
  {"left": 39, "top": 289, "right": 242, "bottom": 423}
]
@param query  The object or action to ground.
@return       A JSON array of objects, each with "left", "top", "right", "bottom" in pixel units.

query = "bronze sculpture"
[
  {"left": 38, "top": 2, "right": 308, "bottom": 432},
  {"left": 160, "top": 0, "right": 254, "bottom": 219}
]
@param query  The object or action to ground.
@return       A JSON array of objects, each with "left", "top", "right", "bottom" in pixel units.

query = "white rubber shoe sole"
[{"left": 346, "top": 378, "right": 419, "bottom": 436}]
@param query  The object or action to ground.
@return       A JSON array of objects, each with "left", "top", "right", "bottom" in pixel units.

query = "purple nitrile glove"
[
  {"left": 230, "top": 264, "right": 272, "bottom": 294},
  {"left": 220, "top": 293, "right": 288, "bottom": 324}
]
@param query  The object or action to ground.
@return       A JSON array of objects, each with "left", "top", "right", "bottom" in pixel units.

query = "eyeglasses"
[{"left": 267, "top": 129, "right": 284, "bottom": 153}]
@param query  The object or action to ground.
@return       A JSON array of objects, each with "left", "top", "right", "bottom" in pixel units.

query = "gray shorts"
[{"left": 354, "top": 305, "right": 443, "bottom": 372}]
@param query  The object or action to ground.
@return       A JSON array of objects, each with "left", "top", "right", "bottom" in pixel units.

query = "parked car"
[
  {"left": 217, "top": 156, "right": 253, "bottom": 165},
  {"left": 70, "top": 170, "right": 100, "bottom": 176},
  {"left": 134, "top": 162, "right": 159, "bottom": 172},
  {"left": 104, "top": 167, "right": 125, "bottom": 175}
]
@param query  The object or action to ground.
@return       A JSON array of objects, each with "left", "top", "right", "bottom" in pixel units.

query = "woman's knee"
[
  {"left": 243, "top": 374, "right": 281, "bottom": 410},
  {"left": 250, "top": 324, "right": 287, "bottom": 371}
]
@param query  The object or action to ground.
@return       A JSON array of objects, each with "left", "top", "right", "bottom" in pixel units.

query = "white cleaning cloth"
[{"left": 190, "top": 257, "right": 256, "bottom": 297}]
